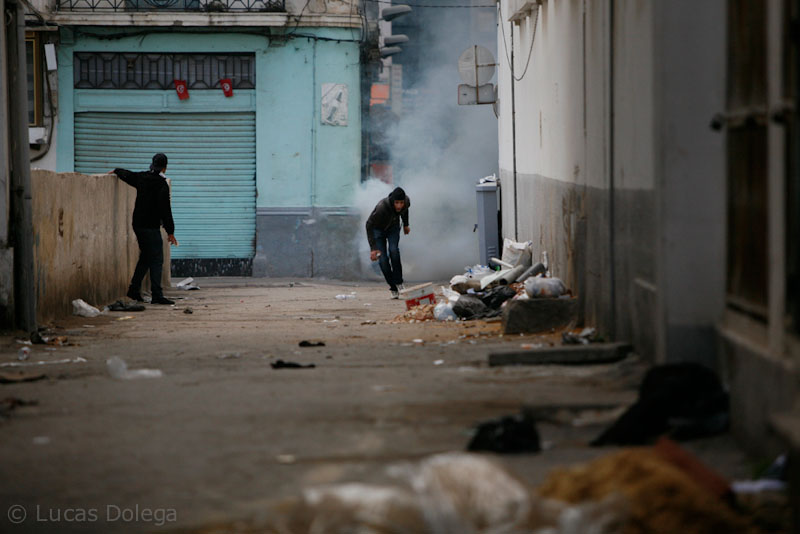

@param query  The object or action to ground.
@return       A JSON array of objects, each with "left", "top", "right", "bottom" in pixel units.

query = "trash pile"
[
  {"left": 434, "top": 239, "right": 572, "bottom": 322},
  {"left": 265, "top": 452, "right": 626, "bottom": 534}
]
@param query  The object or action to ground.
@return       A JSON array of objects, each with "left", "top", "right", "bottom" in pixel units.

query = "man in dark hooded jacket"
[
  {"left": 366, "top": 187, "right": 410, "bottom": 299},
  {"left": 112, "top": 153, "right": 178, "bottom": 305}
]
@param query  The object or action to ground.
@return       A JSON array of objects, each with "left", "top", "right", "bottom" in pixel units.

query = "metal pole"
[
  {"left": 510, "top": 22, "right": 518, "bottom": 241},
  {"left": 7, "top": 0, "right": 37, "bottom": 332}
]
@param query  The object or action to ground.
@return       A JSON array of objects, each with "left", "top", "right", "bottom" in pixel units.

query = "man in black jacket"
[
  {"left": 112, "top": 153, "right": 178, "bottom": 305},
  {"left": 366, "top": 187, "right": 410, "bottom": 299}
]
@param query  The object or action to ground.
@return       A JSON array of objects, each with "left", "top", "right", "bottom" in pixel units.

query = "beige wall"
[{"left": 32, "top": 170, "right": 170, "bottom": 323}]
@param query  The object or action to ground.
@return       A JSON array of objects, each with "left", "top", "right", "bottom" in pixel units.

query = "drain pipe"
[
  {"left": 607, "top": 0, "right": 616, "bottom": 339},
  {"left": 510, "top": 20, "right": 518, "bottom": 241},
  {"left": 6, "top": 0, "right": 37, "bottom": 332}
]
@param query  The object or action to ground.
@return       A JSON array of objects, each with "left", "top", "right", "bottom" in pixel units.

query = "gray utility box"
[{"left": 476, "top": 180, "right": 499, "bottom": 266}]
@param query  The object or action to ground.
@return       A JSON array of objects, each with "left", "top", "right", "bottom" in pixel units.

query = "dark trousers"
[
  {"left": 131, "top": 227, "right": 164, "bottom": 298},
  {"left": 373, "top": 226, "right": 403, "bottom": 291}
]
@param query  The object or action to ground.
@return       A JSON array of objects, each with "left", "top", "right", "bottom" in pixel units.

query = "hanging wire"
[
  {"left": 498, "top": 0, "right": 539, "bottom": 81},
  {"left": 364, "top": 0, "right": 494, "bottom": 8}
]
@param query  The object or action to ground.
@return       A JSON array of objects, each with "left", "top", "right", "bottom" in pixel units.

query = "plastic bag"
[
  {"left": 433, "top": 301, "right": 457, "bottom": 321},
  {"left": 501, "top": 238, "right": 533, "bottom": 268},
  {"left": 72, "top": 299, "right": 101, "bottom": 318},
  {"left": 524, "top": 276, "right": 567, "bottom": 298}
]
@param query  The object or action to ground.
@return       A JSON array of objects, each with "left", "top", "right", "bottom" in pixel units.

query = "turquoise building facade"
[{"left": 55, "top": 24, "right": 363, "bottom": 277}]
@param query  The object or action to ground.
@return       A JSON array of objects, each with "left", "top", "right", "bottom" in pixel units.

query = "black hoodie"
[
  {"left": 113, "top": 168, "right": 175, "bottom": 235},
  {"left": 365, "top": 187, "right": 410, "bottom": 249}
]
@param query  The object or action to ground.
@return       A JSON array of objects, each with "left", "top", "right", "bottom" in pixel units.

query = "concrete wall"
[
  {"left": 32, "top": 170, "right": 141, "bottom": 323},
  {"left": 496, "top": 0, "right": 726, "bottom": 362}
]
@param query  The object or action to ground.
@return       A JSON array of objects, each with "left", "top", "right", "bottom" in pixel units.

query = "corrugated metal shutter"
[{"left": 74, "top": 112, "right": 256, "bottom": 260}]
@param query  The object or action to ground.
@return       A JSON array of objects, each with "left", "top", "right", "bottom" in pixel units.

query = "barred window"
[{"left": 74, "top": 52, "right": 256, "bottom": 89}]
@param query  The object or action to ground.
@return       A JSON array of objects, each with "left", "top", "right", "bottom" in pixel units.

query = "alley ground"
[{"left": 0, "top": 279, "right": 754, "bottom": 533}]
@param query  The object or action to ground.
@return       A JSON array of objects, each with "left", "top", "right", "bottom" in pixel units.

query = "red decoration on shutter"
[
  {"left": 220, "top": 78, "right": 233, "bottom": 97},
  {"left": 174, "top": 80, "right": 189, "bottom": 100}
]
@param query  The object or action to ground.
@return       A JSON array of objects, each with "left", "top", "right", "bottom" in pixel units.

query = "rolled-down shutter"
[{"left": 74, "top": 112, "right": 256, "bottom": 260}]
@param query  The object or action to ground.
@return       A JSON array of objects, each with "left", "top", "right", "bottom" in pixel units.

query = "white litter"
[
  {"left": 107, "top": 356, "right": 163, "bottom": 380},
  {"left": 72, "top": 299, "right": 101, "bottom": 317},
  {"left": 0, "top": 357, "right": 86, "bottom": 368}
]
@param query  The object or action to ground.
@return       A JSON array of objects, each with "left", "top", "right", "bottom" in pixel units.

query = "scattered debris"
[
  {"left": 271, "top": 360, "right": 316, "bottom": 369},
  {"left": 183, "top": 308, "right": 193, "bottom": 314},
  {"left": 116, "top": 316, "right": 135, "bottom": 321},
  {"left": 433, "top": 359, "right": 444, "bottom": 365},
  {"left": 525, "top": 276, "right": 568, "bottom": 298},
  {"left": 335, "top": 293, "right": 356, "bottom": 300},
  {"left": 400, "top": 282, "right": 436, "bottom": 309},
  {"left": 30, "top": 331, "right": 46, "bottom": 344},
  {"left": 217, "top": 353, "right": 242, "bottom": 360},
  {"left": 276, "top": 454, "right": 297, "bottom": 464},
  {"left": 0, "top": 397, "right": 39, "bottom": 418},
  {"left": 391, "top": 303, "right": 437, "bottom": 323},
  {"left": 108, "top": 300, "right": 145, "bottom": 312},
  {"left": 453, "top": 295, "right": 498, "bottom": 320},
  {"left": 72, "top": 298, "right": 101, "bottom": 318},
  {"left": 15, "top": 339, "right": 32, "bottom": 345},
  {"left": 266, "top": 453, "right": 621, "bottom": 534},
  {"left": 360, "top": 320, "right": 377, "bottom": 325},
  {"left": 175, "top": 277, "right": 200, "bottom": 290},
  {"left": 467, "top": 411, "right": 541, "bottom": 453},
  {"left": 0, "top": 370, "right": 47, "bottom": 384},
  {"left": 0, "top": 357, "right": 86, "bottom": 368},
  {"left": 591, "top": 362, "right": 729, "bottom": 446},
  {"left": 17, "top": 347, "right": 30, "bottom": 361},
  {"left": 106, "top": 357, "right": 163, "bottom": 380},
  {"left": 298, "top": 340, "right": 325, "bottom": 347},
  {"left": 538, "top": 448, "right": 751, "bottom": 534},
  {"left": 562, "top": 327, "right": 600, "bottom": 345}
]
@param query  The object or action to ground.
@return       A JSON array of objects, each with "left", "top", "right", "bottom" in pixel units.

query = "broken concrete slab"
[
  {"left": 502, "top": 297, "right": 578, "bottom": 334},
  {"left": 488, "top": 342, "right": 633, "bottom": 367}
]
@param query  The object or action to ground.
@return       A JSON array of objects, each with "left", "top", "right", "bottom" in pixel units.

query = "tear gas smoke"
[{"left": 357, "top": 5, "right": 498, "bottom": 282}]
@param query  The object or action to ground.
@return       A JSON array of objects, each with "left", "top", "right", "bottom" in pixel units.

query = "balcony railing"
[{"left": 57, "top": 0, "right": 285, "bottom": 12}]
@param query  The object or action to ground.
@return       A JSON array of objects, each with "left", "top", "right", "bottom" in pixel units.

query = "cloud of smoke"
[{"left": 357, "top": 6, "right": 498, "bottom": 283}]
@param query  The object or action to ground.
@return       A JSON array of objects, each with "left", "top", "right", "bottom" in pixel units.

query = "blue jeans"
[{"left": 373, "top": 226, "right": 403, "bottom": 291}]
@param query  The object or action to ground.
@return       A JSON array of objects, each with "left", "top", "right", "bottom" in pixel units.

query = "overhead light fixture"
[
  {"left": 383, "top": 34, "right": 409, "bottom": 45},
  {"left": 380, "top": 46, "right": 403, "bottom": 57},
  {"left": 381, "top": 5, "right": 412, "bottom": 21}
]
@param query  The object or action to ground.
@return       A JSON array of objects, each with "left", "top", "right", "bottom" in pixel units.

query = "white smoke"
[{"left": 357, "top": 6, "right": 498, "bottom": 283}]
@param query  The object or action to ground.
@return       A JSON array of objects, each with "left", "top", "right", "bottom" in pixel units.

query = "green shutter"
[{"left": 75, "top": 112, "right": 256, "bottom": 259}]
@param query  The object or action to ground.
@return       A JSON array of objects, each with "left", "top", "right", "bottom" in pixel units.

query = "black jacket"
[
  {"left": 113, "top": 168, "right": 175, "bottom": 235},
  {"left": 365, "top": 193, "right": 410, "bottom": 249}
]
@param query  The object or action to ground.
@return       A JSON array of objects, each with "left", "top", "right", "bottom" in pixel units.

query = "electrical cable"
[{"left": 498, "top": 0, "right": 538, "bottom": 81}]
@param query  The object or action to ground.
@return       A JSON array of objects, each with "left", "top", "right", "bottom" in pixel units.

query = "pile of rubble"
[
  {"left": 434, "top": 240, "right": 572, "bottom": 322},
  {"left": 391, "top": 303, "right": 437, "bottom": 323}
]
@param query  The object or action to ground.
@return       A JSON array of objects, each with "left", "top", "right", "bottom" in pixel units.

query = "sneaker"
[
  {"left": 151, "top": 296, "right": 175, "bottom": 305},
  {"left": 126, "top": 288, "right": 144, "bottom": 302},
  {"left": 397, "top": 284, "right": 406, "bottom": 292},
  {"left": 390, "top": 290, "right": 399, "bottom": 299}
]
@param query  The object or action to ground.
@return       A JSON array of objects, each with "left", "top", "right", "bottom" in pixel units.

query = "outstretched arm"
[{"left": 111, "top": 168, "right": 141, "bottom": 189}]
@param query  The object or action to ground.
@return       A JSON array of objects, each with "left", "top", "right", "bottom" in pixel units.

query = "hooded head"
[
  {"left": 389, "top": 187, "right": 406, "bottom": 203},
  {"left": 389, "top": 187, "right": 406, "bottom": 212},
  {"left": 150, "top": 153, "right": 168, "bottom": 173}
]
